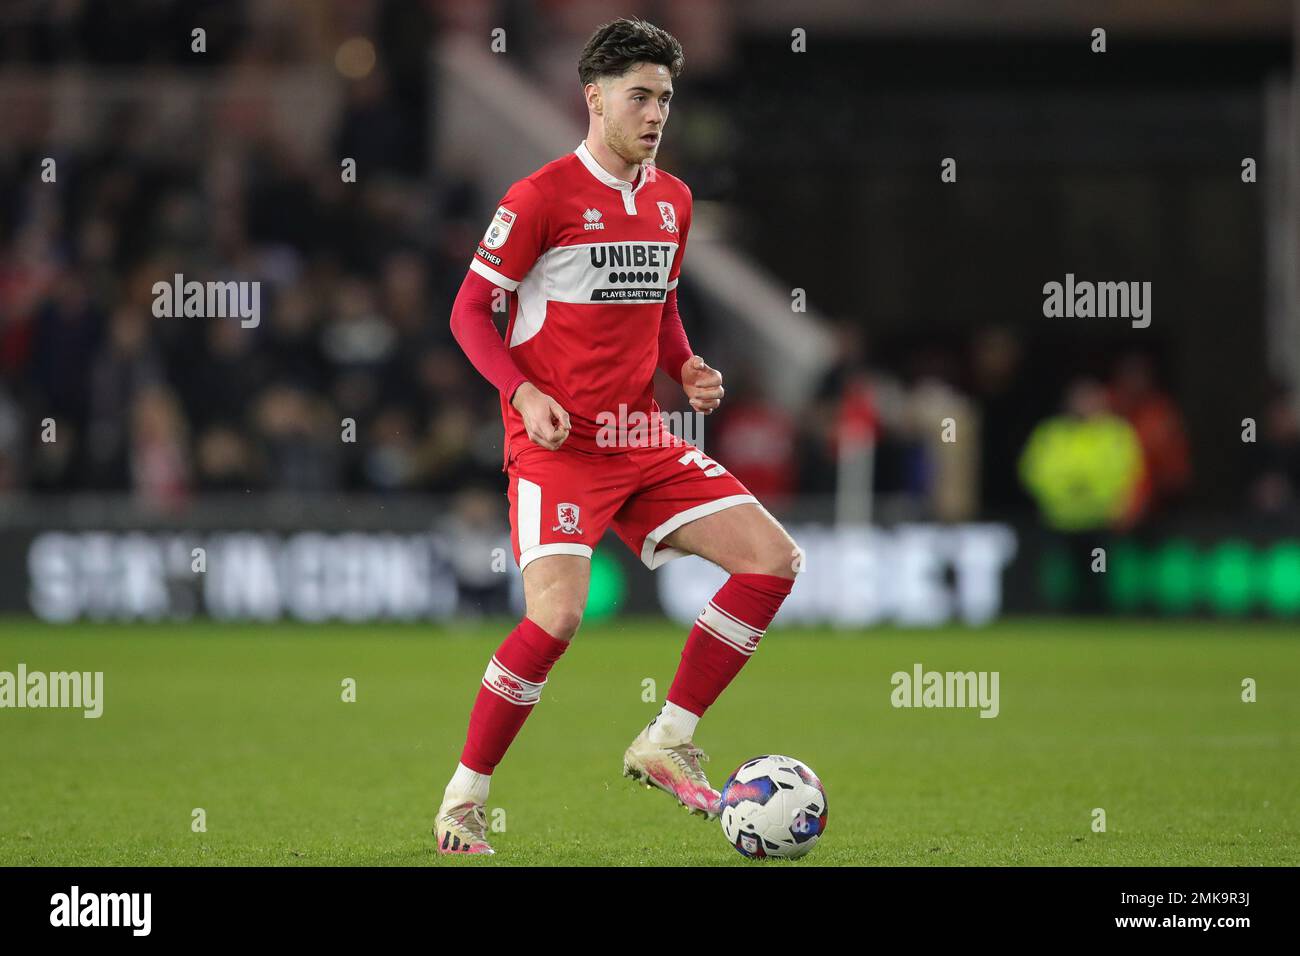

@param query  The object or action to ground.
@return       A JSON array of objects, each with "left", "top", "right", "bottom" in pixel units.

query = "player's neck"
[{"left": 583, "top": 135, "right": 642, "bottom": 185}]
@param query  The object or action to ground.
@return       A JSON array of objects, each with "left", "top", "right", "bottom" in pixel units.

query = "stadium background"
[
  {"left": 0, "top": 1, "right": 1297, "bottom": 867},
  {"left": 1, "top": 1, "right": 1297, "bottom": 625}
]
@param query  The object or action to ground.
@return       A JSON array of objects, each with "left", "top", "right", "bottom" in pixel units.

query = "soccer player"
[{"left": 436, "top": 17, "right": 802, "bottom": 855}]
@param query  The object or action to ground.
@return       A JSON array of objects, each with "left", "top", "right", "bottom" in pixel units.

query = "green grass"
[{"left": 0, "top": 616, "right": 1296, "bottom": 866}]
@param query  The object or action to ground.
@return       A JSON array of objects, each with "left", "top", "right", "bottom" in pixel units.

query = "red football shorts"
[{"left": 506, "top": 435, "right": 756, "bottom": 570}]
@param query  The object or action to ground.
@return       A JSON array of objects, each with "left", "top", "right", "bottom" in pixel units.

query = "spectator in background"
[
  {"left": 1108, "top": 352, "right": 1190, "bottom": 523},
  {"left": 195, "top": 424, "right": 259, "bottom": 493},
  {"left": 334, "top": 68, "right": 419, "bottom": 179},
  {"left": 321, "top": 276, "right": 398, "bottom": 426},
  {"left": 709, "top": 363, "right": 797, "bottom": 509},
  {"left": 264, "top": 279, "right": 328, "bottom": 395},
  {"left": 802, "top": 319, "right": 864, "bottom": 496},
  {"left": 802, "top": 320, "right": 905, "bottom": 502},
  {"left": 253, "top": 384, "right": 340, "bottom": 491},
  {"left": 1250, "top": 388, "right": 1300, "bottom": 516},
  {"left": 381, "top": 250, "right": 431, "bottom": 340},
  {"left": 29, "top": 274, "right": 103, "bottom": 488},
  {"left": 179, "top": 315, "right": 270, "bottom": 433},
  {"left": 1019, "top": 378, "right": 1143, "bottom": 612},
  {"left": 363, "top": 404, "right": 418, "bottom": 492},
  {"left": 130, "top": 384, "right": 190, "bottom": 512},
  {"left": 903, "top": 348, "right": 979, "bottom": 521},
  {"left": 0, "top": 381, "right": 23, "bottom": 491},
  {"left": 437, "top": 487, "right": 512, "bottom": 616},
  {"left": 825, "top": 362, "right": 881, "bottom": 523},
  {"left": 1020, "top": 378, "right": 1143, "bottom": 532},
  {"left": 971, "top": 326, "right": 1037, "bottom": 518},
  {"left": 418, "top": 401, "right": 499, "bottom": 496},
  {"left": 87, "top": 305, "right": 164, "bottom": 488}
]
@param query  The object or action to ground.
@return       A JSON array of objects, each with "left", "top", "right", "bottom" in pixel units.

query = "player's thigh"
[
  {"left": 509, "top": 449, "right": 626, "bottom": 563},
  {"left": 662, "top": 502, "right": 801, "bottom": 579},
  {"left": 611, "top": 440, "right": 800, "bottom": 577},
  {"left": 521, "top": 553, "right": 590, "bottom": 642},
  {"left": 508, "top": 445, "right": 632, "bottom": 639}
]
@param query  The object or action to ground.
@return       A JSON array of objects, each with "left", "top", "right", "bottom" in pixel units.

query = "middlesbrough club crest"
[
  {"left": 657, "top": 201, "right": 678, "bottom": 233},
  {"left": 553, "top": 502, "right": 582, "bottom": 534}
]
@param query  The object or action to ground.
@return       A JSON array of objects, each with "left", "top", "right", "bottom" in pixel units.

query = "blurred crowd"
[
  {"left": 0, "top": 0, "right": 519, "bottom": 506},
  {"left": 1, "top": 1, "right": 1297, "bottom": 527},
  {"left": 709, "top": 322, "right": 1300, "bottom": 527},
  {"left": 0, "top": 116, "right": 514, "bottom": 506}
]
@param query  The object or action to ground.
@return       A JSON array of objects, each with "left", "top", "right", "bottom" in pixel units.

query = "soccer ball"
[{"left": 719, "top": 755, "right": 827, "bottom": 859}]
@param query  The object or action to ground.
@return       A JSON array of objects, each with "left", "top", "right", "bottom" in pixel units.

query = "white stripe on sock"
[
  {"left": 694, "top": 617, "right": 756, "bottom": 657},
  {"left": 708, "top": 599, "right": 767, "bottom": 636},
  {"left": 697, "top": 602, "right": 762, "bottom": 655},
  {"left": 481, "top": 656, "right": 545, "bottom": 705}
]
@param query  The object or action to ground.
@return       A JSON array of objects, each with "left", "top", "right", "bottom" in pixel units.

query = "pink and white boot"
[{"left": 622, "top": 727, "right": 722, "bottom": 820}]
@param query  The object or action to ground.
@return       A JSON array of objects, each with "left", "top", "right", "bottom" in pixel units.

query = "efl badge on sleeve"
[{"left": 483, "top": 206, "right": 516, "bottom": 249}]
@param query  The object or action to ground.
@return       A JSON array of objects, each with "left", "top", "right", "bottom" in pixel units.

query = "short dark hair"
[{"left": 578, "top": 17, "right": 684, "bottom": 88}]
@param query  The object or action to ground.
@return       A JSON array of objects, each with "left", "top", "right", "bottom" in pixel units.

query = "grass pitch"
[{"left": 0, "top": 616, "right": 1295, "bottom": 866}]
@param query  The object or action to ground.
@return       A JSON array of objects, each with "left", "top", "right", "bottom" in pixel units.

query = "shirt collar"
[{"left": 575, "top": 140, "right": 650, "bottom": 194}]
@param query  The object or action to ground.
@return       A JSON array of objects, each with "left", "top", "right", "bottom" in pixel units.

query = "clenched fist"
[
  {"left": 681, "top": 355, "right": 724, "bottom": 414},
  {"left": 511, "top": 382, "right": 571, "bottom": 450}
]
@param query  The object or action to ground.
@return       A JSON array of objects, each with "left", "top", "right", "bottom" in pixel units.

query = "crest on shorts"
[
  {"left": 657, "top": 201, "right": 677, "bottom": 233},
  {"left": 553, "top": 502, "right": 582, "bottom": 535},
  {"left": 482, "top": 205, "right": 516, "bottom": 250}
]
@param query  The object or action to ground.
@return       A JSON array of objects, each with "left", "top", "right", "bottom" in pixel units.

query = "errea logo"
[
  {"left": 494, "top": 674, "right": 524, "bottom": 695},
  {"left": 582, "top": 208, "right": 605, "bottom": 231}
]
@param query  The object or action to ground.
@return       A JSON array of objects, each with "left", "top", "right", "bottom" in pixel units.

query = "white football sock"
[
  {"left": 646, "top": 700, "right": 700, "bottom": 744},
  {"left": 443, "top": 762, "right": 490, "bottom": 808}
]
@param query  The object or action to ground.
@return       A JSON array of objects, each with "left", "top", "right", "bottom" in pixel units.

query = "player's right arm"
[{"left": 450, "top": 178, "right": 571, "bottom": 450}]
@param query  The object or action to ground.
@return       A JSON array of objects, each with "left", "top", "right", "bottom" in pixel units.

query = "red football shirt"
[{"left": 469, "top": 141, "right": 693, "bottom": 466}]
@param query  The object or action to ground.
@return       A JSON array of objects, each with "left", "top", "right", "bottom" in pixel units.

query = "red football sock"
[
  {"left": 459, "top": 617, "right": 569, "bottom": 775},
  {"left": 667, "top": 573, "right": 795, "bottom": 717}
]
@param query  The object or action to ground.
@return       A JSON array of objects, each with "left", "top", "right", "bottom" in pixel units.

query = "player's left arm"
[{"left": 657, "top": 190, "right": 725, "bottom": 414}]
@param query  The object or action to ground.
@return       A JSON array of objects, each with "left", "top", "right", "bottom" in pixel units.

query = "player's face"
[{"left": 600, "top": 62, "right": 673, "bottom": 166}]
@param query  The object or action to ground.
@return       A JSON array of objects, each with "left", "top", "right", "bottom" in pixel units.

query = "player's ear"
[{"left": 585, "top": 82, "right": 603, "bottom": 115}]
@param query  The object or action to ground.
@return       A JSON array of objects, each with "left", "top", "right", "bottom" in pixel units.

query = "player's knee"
[
  {"left": 766, "top": 541, "right": 803, "bottom": 580},
  {"left": 787, "top": 539, "right": 806, "bottom": 578},
  {"left": 747, "top": 531, "right": 802, "bottom": 580},
  {"left": 550, "top": 605, "right": 585, "bottom": 642},
  {"left": 522, "top": 556, "right": 590, "bottom": 640},
  {"left": 533, "top": 602, "right": 585, "bottom": 642}
]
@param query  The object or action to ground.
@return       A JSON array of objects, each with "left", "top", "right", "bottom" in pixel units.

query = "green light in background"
[
  {"left": 1152, "top": 539, "right": 1198, "bottom": 614},
  {"left": 585, "top": 547, "right": 627, "bottom": 622},
  {"left": 1107, "top": 540, "right": 1145, "bottom": 611},
  {"left": 1263, "top": 543, "right": 1300, "bottom": 616},
  {"left": 1205, "top": 541, "right": 1254, "bottom": 616},
  {"left": 1039, "top": 545, "right": 1076, "bottom": 609}
]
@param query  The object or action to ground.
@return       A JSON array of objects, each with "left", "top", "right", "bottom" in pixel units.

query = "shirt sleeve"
[
  {"left": 665, "top": 188, "right": 692, "bottom": 292},
  {"left": 449, "top": 269, "right": 529, "bottom": 402},
  {"left": 468, "top": 178, "right": 549, "bottom": 291},
  {"left": 657, "top": 288, "right": 693, "bottom": 384}
]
